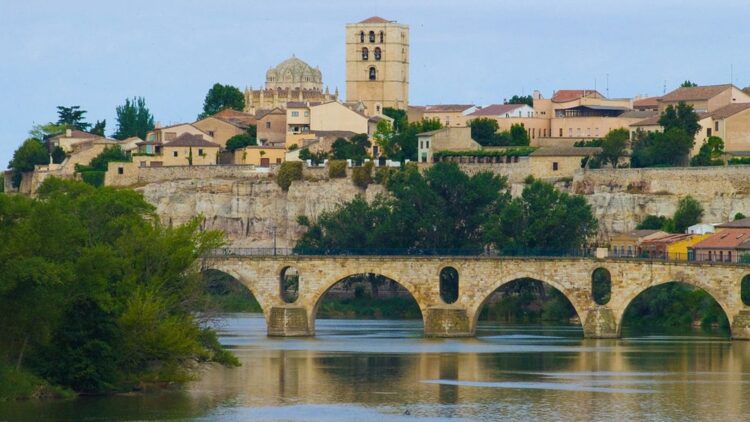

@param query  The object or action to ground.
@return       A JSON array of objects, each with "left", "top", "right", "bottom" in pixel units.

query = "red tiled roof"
[
  {"left": 551, "top": 89, "right": 603, "bottom": 103},
  {"left": 163, "top": 133, "right": 219, "bottom": 148},
  {"left": 468, "top": 104, "right": 526, "bottom": 117},
  {"left": 360, "top": 16, "right": 390, "bottom": 23},
  {"left": 709, "top": 103, "right": 750, "bottom": 120},
  {"left": 716, "top": 217, "right": 750, "bottom": 228},
  {"left": 50, "top": 130, "right": 100, "bottom": 140},
  {"left": 692, "top": 228, "right": 750, "bottom": 249},
  {"left": 424, "top": 104, "right": 475, "bottom": 112},
  {"left": 633, "top": 96, "right": 660, "bottom": 108},
  {"left": 660, "top": 84, "right": 733, "bottom": 102},
  {"left": 640, "top": 233, "right": 693, "bottom": 246}
]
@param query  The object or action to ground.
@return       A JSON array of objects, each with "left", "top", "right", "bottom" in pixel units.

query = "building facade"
[{"left": 345, "top": 16, "right": 409, "bottom": 115}]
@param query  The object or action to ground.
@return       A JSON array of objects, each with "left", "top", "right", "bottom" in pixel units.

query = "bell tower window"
[
  {"left": 379, "top": 31, "right": 384, "bottom": 43},
  {"left": 359, "top": 31, "right": 364, "bottom": 43},
  {"left": 362, "top": 47, "right": 369, "bottom": 60},
  {"left": 374, "top": 47, "right": 381, "bottom": 61},
  {"left": 369, "top": 67, "right": 376, "bottom": 81},
  {"left": 369, "top": 31, "right": 375, "bottom": 43}
]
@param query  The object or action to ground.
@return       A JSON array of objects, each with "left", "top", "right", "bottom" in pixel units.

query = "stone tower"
[{"left": 345, "top": 16, "right": 409, "bottom": 115}]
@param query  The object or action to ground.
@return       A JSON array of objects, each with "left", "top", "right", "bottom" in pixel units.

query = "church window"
[
  {"left": 369, "top": 31, "right": 375, "bottom": 42},
  {"left": 359, "top": 31, "right": 364, "bottom": 42},
  {"left": 369, "top": 67, "right": 376, "bottom": 80},
  {"left": 379, "top": 31, "right": 384, "bottom": 43},
  {"left": 362, "top": 47, "right": 369, "bottom": 60},
  {"left": 266, "top": 121, "right": 271, "bottom": 129},
  {"left": 374, "top": 47, "right": 381, "bottom": 60}
]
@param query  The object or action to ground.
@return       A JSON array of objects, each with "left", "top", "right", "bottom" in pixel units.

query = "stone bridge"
[{"left": 203, "top": 254, "right": 750, "bottom": 339}]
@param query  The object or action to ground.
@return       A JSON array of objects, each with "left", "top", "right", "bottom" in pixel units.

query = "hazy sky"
[{"left": 2, "top": 0, "right": 749, "bottom": 169}]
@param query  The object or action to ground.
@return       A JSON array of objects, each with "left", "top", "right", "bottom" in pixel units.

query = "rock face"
[
  {"left": 139, "top": 178, "right": 385, "bottom": 248},
  {"left": 138, "top": 166, "right": 750, "bottom": 247}
]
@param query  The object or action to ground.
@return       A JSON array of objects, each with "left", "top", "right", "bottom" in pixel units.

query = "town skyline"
[{"left": 2, "top": 0, "right": 749, "bottom": 167}]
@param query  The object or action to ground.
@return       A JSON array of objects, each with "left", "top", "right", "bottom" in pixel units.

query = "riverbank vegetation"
[{"left": 0, "top": 179, "right": 237, "bottom": 400}]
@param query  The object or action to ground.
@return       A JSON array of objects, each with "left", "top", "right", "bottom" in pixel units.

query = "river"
[{"left": 1, "top": 314, "right": 750, "bottom": 421}]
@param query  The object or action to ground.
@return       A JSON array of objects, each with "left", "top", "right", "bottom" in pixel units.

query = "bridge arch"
[
  {"left": 201, "top": 267, "right": 267, "bottom": 316},
  {"left": 469, "top": 273, "right": 586, "bottom": 335},
  {"left": 616, "top": 276, "right": 733, "bottom": 336},
  {"left": 309, "top": 270, "right": 425, "bottom": 332}
]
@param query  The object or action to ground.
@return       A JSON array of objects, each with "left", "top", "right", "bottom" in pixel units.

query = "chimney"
[
  {"left": 65, "top": 128, "right": 72, "bottom": 137},
  {"left": 532, "top": 90, "right": 542, "bottom": 100}
]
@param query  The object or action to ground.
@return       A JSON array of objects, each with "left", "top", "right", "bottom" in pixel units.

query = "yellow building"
[
  {"left": 145, "top": 123, "right": 212, "bottom": 144},
  {"left": 657, "top": 84, "right": 750, "bottom": 113},
  {"left": 233, "top": 145, "right": 287, "bottom": 167},
  {"left": 420, "top": 104, "right": 478, "bottom": 127},
  {"left": 160, "top": 133, "right": 220, "bottom": 166},
  {"left": 529, "top": 147, "right": 600, "bottom": 178},
  {"left": 666, "top": 234, "right": 712, "bottom": 260},
  {"left": 193, "top": 109, "right": 257, "bottom": 149},
  {"left": 346, "top": 16, "right": 409, "bottom": 114}
]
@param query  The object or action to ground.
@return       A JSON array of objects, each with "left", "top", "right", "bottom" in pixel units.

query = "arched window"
[
  {"left": 379, "top": 31, "right": 384, "bottom": 43},
  {"left": 362, "top": 47, "right": 369, "bottom": 60},
  {"left": 368, "top": 67, "right": 376, "bottom": 81},
  {"left": 359, "top": 31, "right": 364, "bottom": 43},
  {"left": 280, "top": 267, "right": 299, "bottom": 303},
  {"left": 439, "top": 267, "right": 459, "bottom": 304},
  {"left": 374, "top": 47, "right": 381, "bottom": 61},
  {"left": 369, "top": 31, "right": 375, "bottom": 43}
]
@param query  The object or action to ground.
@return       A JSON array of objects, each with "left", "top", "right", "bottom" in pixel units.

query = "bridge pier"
[
  {"left": 582, "top": 307, "right": 619, "bottom": 339},
  {"left": 267, "top": 306, "right": 312, "bottom": 337},
  {"left": 423, "top": 307, "right": 473, "bottom": 337},
  {"left": 731, "top": 310, "right": 750, "bottom": 340}
]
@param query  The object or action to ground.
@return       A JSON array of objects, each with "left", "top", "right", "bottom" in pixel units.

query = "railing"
[{"left": 204, "top": 247, "right": 750, "bottom": 265}]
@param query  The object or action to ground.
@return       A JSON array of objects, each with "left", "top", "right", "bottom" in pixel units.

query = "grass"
[{"left": 0, "top": 363, "right": 74, "bottom": 401}]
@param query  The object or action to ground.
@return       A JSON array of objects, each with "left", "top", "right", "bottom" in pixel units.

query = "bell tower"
[{"left": 345, "top": 16, "right": 409, "bottom": 115}]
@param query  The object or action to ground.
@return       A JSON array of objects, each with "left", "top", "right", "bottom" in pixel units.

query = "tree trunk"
[{"left": 16, "top": 335, "right": 28, "bottom": 371}]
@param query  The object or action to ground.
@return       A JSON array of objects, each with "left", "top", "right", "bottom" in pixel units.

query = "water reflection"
[{"left": 2, "top": 315, "right": 750, "bottom": 421}]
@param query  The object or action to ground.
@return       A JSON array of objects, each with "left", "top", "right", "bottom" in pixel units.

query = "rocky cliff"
[{"left": 137, "top": 166, "right": 750, "bottom": 247}]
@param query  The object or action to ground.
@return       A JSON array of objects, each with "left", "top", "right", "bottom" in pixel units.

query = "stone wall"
[{"left": 457, "top": 158, "right": 531, "bottom": 183}]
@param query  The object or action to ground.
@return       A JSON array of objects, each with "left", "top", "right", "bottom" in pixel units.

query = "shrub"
[
  {"left": 276, "top": 161, "right": 303, "bottom": 191},
  {"left": 81, "top": 171, "right": 105, "bottom": 187},
  {"left": 328, "top": 160, "right": 346, "bottom": 178},
  {"left": 374, "top": 167, "right": 395, "bottom": 185},
  {"left": 352, "top": 162, "right": 374, "bottom": 189}
]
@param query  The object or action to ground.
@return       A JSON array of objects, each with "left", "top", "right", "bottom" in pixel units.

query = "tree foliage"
[
  {"left": 331, "top": 133, "right": 371, "bottom": 161},
  {"left": 636, "top": 195, "right": 703, "bottom": 233},
  {"left": 690, "top": 136, "right": 724, "bottom": 166},
  {"left": 56, "top": 106, "right": 90, "bottom": 131},
  {"left": 680, "top": 80, "right": 698, "bottom": 88},
  {"left": 598, "top": 128, "right": 629, "bottom": 167},
  {"left": 659, "top": 102, "right": 700, "bottom": 139},
  {"left": 199, "top": 83, "right": 245, "bottom": 119},
  {"left": 374, "top": 115, "right": 442, "bottom": 161},
  {"left": 296, "top": 163, "right": 596, "bottom": 254},
  {"left": 113, "top": 97, "right": 155, "bottom": 140},
  {"left": 91, "top": 119, "right": 106, "bottom": 136},
  {"left": 226, "top": 133, "right": 257, "bottom": 151},
  {"left": 276, "top": 161, "right": 303, "bottom": 191},
  {"left": 0, "top": 179, "right": 233, "bottom": 394},
  {"left": 469, "top": 119, "right": 529, "bottom": 146},
  {"left": 506, "top": 94, "right": 534, "bottom": 106},
  {"left": 631, "top": 128, "right": 694, "bottom": 168}
]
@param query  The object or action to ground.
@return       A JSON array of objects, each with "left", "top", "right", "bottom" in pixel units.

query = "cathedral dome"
[{"left": 265, "top": 55, "right": 323, "bottom": 91}]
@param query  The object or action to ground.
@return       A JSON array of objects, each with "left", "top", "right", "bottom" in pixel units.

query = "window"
[
  {"left": 376, "top": 105, "right": 381, "bottom": 113},
  {"left": 304, "top": 111, "right": 309, "bottom": 117},
  {"left": 369, "top": 66, "right": 376, "bottom": 80},
  {"left": 265, "top": 121, "right": 271, "bottom": 129},
  {"left": 276, "top": 158, "right": 282, "bottom": 164},
  {"left": 568, "top": 128, "right": 572, "bottom": 137},
  {"left": 374, "top": 47, "right": 381, "bottom": 60},
  {"left": 173, "top": 151, "right": 178, "bottom": 157},
  {"left": 198, "top": 149, "right": 204, "bottom": 155},
  {"left": 369, "top": 31, "right": 375, "bottom": 42},
  {"left": 291, "top": 111, "right": 299, "bottom": 117},
  {"left": 379, "top": 31, "right": 384, "bottom": 43},
  {"left": 117, "top": 167, "right": 124, "bottom": 175},
  {"left": 359, "top": 31, "right": 364, "bottom": 42},
  {"left": 552, "top": 162, "right": 559, "bottom": 171},
  {"left": 707, "top": 128, "right": 712, "bottom": 137},
  {"left": 362, "top": 47, "right": 369, "bottom": 60},
  {"left": 532, "top": 128, "right": 536, "bottom": 138},
  {"left": 559, "top": 128, "right": 563, "bottom": 137},
  {"left": 208, "top": 131, "right": 215, "bottom": 137},
  {"left": 425, "top": 141, "right": 430, "bottom": 148},
  {"left": 715, "top": 121, "right": 720, "bottom": 131}
]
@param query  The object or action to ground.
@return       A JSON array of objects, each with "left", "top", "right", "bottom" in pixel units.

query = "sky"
[{"left": 1, "top": 0, "right": 749, "bottom": 169}]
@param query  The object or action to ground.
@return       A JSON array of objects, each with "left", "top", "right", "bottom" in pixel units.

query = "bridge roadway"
[{"left": 202, "top": 251, "right": 750, "bottom": 339}]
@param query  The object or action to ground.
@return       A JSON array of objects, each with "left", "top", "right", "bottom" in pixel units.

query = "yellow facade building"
[
  {"left": 346, "top": 16, "right": 409, "bottom": 114},
  {"left": 233, "top": 145, "right": 287, "bottom": 167},
  {"left": 666, "top": 234, "right": 712, "bottom": 260}
]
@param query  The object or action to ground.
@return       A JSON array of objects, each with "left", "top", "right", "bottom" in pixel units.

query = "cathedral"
[{"left": 243, "top": 55, "right": 337, "bottom": 115}]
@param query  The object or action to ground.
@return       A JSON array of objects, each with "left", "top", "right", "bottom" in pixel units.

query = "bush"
[
  {"left": 374, "top": 167, "right": 395, "bottom": 185},
  {"left": 352, "top": 162, "right": 374, "bottom": 189},
  {"left": 328, "top": 160, "right": 347, "bottom": 178},
  {"left": 276, "top": 161, "right": 303, "bottom": 191},
  {"left": 81, "top": 171, "right": 105, "bottom": 187},
  {"left": 225, "top": 133, "right": 256, "bottom": 151}
]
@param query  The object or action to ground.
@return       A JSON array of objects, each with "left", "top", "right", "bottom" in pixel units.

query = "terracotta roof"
[
  {"left": 709, "top": 103, "right": 750, "bottom": 120},
  {"left": 163, "top": 133, "right": 219, "bottom": 148},
  {"left": 640, "top": 233, "right": 693, "bottom": 246},
  {"left": 692, "top": 228, "right": 750, "bottom": 249},
  {"left": 417, "top": 128, "right": 449, "bottom": 137},
  {"left": 211, "top": 109, "right": 257, "bottom": 127},
  {"left": 256, "top": 107, "right": 286, "bottom": 119},
  {"left": 468, "top": 104, "right": 527, "bottom": 117},
  {"left": 744, "top": 86, "right": 750, "bottom": 96},
  {"left": 619, "top": 110, "right": 657, "bottom": 119},
  {"left": 408, "top": 105, "right": 426, "bottom": 111},
  {"left": 530, "top": 147, "right": 601, "bottom": 157},
  {"left": 310, "top": 130, "right": 358, "bottom": 138},
  {"left": 50, "top": 130, "right": 100, "bottom": 140},
  {"left": 717, "top": 217, "right": 750, "bottom": 228},
  {"left": 633, "top": 96, "right": 660, "bottom": 108},
  {"left": 551, "top": 89, "right": 603, "bottom": 103},
  {"left": 613, "top": 230, "right": 668, "bottom": 239},
  {"left": 660, "top": 84, "right": 733, "bottom": 102},
  {"left": 360, "top": 16, "right": 390, "bottom": 23},
  {"left": 631, "top": 111, "right": 710, "bottom": 127},
  {"left": 424, "top": 104, "right": 475, "bottom": 112},
  {"left": 287, "top": 101, "right": 321, "bottom": 108}
]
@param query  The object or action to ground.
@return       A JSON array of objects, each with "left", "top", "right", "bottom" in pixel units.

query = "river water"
[{"left": 2, "top": 314, "right": 750, "bottom": 421}]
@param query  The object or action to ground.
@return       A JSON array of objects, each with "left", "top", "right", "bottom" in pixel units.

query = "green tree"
[
  {"left": 373, "top": 120, "right": 398, "bottom": 158},
  {"left": 56, "top": 106, "right": 90, "bottom": 131},
  {"left": 598, "top": 128, "right": 629, "bottom": 167},
  {"left": 113, "top": 97, "right": 155, "bottom": 140},
  {"left": 631, "top": 128, "right": 694, "bottom": 168},
  {"left": 469, "top": 118, "right": 499, "bottom": 145},
  {"left": 659, "top": 102, "right": 700, "bottom": 139},
  {"left": 199, "top": 83, "right": 245, "bottom": 119},
  {"left": 672, "top": 196, "right": 703, "bottom": 233},
  {"left": 331, "top": 134, "right": 371, "bottom": 161},
  {"left": 735, "top": 212, "right": 746, "bottom": 221},
  {"left": 226, "top": 133, "right": 257, "bottom": 151},
  {"left": 637, "top": 215, "right": 670, "bottom": 230},
  {"left": 509, "top": 123, "right": 530, "bottom": 146},
  {"left": 88, "top": 146, "right": 130, "bottom": 171},
  {"left": 506, "top": 94, "right": 533, "bottom": 106},
  {"left": 383, "top": 107, "right": 408, "bottom": 132},
  {"left": 680, "top": 80, "right": 698, "bottom": 88},
  {"left": 91, "top": 120, "right": 106, "bottom": 136},
  {"left": 690, "top": 136, "right": 724, "bottom": 166},
  {"left": 8, "top": 138, "right": 49, "bottom": 187}
]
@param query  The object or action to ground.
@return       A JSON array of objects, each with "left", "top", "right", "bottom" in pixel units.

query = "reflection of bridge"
[{"left": 202, "top": 251, "right": 750, "bottom": 339}]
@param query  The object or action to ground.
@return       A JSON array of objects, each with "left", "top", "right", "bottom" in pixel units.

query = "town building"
[
  {"left": 687, "top": 223, "right": 716, "bottom": 235},
  {"left": 233, "top": 145, "right": 287, "bottom": 167},
  {"left": 417, "top": 127, "right": 480, "bottom": 163},
  {"left": 256, "top": 108, "right": 287, "bottom": 146},
  {"left": 193, "top": 109, "right": 257, "bottom": 149},
  {"left": 419, "top": 104, "right": 479, "bottom": 127},
  {"left": 609, "top": 230, "right": 669, "bottom": 257},
  {"left": 161, "top": 133, "right": 220, "bottom": 166},
  {"left": 346, "top": 16, "right": 409, "bottom": 114},
  {"left": 145, "top": 123, "right": 212, "bottom": 144},
  {"left": 656, "top": 84, "right": 750, "bottom": 113},
  {"left": 464, "top": 103, "right": 551, "bottom": 144},
  {"left": 632, "top": 96, "right": 660, "bottom": 112},
  {"left": 529, "top": 147, "right": 600, "bottom": 178},
  {"left": 243, "top": 56, "right": 337, "bottom": 115},
  {"left": 49, "top": 129, "right": 103, "bottom": 153}
]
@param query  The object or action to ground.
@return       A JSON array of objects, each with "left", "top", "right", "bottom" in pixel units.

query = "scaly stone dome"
[{"left": 265, "top": 55, "right": 323, "bottom": 91}]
